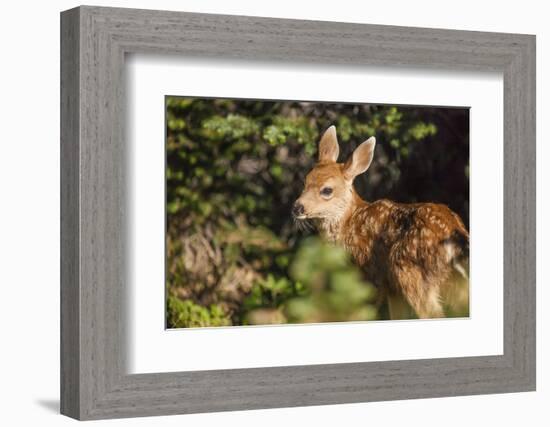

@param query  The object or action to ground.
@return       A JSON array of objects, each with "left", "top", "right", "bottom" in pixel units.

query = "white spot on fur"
[
  {"left": 454, "top": 262, "right": 469, "bottom": 279},
  {"left": 444, "top": 242, "right": 456, "bottom": 262}
]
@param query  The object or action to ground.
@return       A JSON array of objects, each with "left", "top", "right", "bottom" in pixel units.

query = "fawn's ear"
[
  {"left": 343, "top": 137, "right": 376, "bottom": 181},
  {"left": 318, "top": 125, "right": 339, "bottom": 163}
]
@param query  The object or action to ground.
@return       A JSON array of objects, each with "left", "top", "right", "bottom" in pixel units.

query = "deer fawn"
[{"left": 293, "top": 126, "right": 469, "bottom": 319}]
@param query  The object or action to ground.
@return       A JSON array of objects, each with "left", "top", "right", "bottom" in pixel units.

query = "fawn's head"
[{"left": 293, "top": 126, "right": 376, "bottom": 223}]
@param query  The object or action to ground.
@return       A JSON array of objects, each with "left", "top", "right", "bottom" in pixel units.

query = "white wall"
[{"left": 0, "top": 0, "right": 546, "bottom": 425}]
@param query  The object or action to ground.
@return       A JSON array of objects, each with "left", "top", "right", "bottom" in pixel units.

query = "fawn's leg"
[
  {"left": 387, "top": 293, "right": 415, "bottom": 320},
  {"left": 407, "top": 286, "right": 445, "bottom": 319},
  {"left": 392, "top": 263, "right": 445, "bottom": 319}
]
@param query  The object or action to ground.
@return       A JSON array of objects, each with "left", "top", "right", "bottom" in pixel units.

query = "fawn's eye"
[{"left": 320, "top": 187, "right": 333, "bottom": 197}]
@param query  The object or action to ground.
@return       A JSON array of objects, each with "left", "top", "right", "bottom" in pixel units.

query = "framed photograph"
[
  {"left": 164, "top": 97, "right": 470, "bottom": 328},
  {"left": 61, "top": 6, "right": 536, "bottom": 420}
]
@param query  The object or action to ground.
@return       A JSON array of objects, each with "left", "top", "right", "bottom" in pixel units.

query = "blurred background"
[{"left": 166, "top": 97, "right": 469, "bottom": 328}]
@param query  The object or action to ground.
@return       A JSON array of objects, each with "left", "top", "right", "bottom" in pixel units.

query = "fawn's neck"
[{"left": 316, "top": 190, "right": 367, "bottom": 243}]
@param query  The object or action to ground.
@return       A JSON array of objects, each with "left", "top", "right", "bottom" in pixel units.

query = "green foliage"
[
  {"left": 285, "top": 237, "right": 377, "bottom": 323},
  {"left": 165, "top": 97, "right": 469, "bottom": 328},
  {"left": 167, "top": 296, "right": 231, "bottom": 328},
  {"left": 202, "top": 114, "right": 260, "bottom": 141},
  {"left": 239, "top": 238, "right": 376, "bottom": 325},
  {"left": 244, "top": 274, "right": 304, "bottom": 312}
]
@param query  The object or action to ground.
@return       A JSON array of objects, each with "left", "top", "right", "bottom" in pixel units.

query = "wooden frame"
[{"left": 60, "top": 5, "right": 536, "bottom": 420}]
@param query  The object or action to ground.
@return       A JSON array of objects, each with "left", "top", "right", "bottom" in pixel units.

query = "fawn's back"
[{"left": 342, "top": 199, "right": 469, "bottom": 318}]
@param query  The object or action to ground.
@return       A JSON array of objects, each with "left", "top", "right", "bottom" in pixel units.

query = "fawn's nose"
[{"left": 292, "top": 201, "right": 305, "bottom": 218}]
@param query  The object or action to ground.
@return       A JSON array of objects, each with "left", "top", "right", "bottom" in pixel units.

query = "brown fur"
[{"left": 295, "top": 127, "right": 469, "bottom": 319}]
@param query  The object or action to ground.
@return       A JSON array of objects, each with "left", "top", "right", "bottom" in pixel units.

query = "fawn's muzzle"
[{"left": 292, "top": 201, "right": 305, "bottom": 218}]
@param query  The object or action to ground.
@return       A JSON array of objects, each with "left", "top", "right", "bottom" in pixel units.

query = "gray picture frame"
[{"left": 60, "top": 5, "right": 536, "bottom": 420}]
